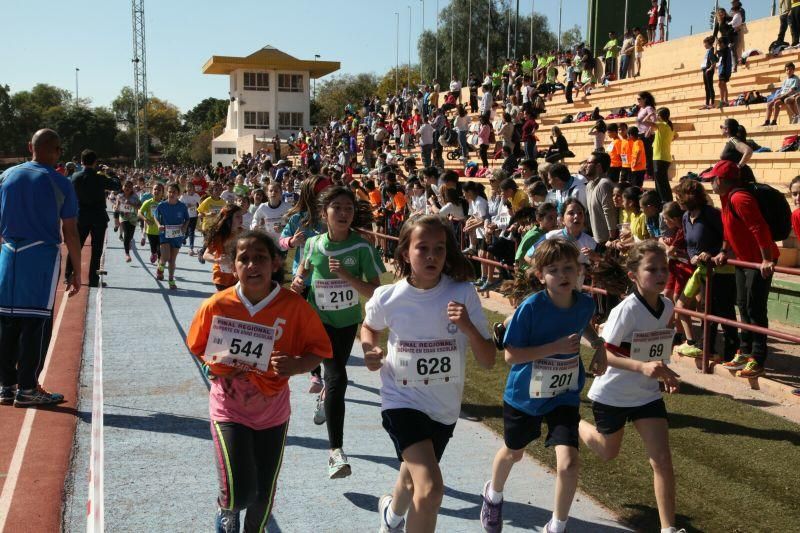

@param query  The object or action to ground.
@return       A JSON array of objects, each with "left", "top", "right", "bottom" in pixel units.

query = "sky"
[{"left": 1, "top": 0, "right": 774, "bottom": 114}]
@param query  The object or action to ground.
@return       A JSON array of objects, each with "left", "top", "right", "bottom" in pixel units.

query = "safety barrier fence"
[{"left": 357, "top": 226, "right": 800, "bottom": 375}]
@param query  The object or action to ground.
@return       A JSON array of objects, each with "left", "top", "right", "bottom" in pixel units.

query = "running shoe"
[
  {"left": 492, "top": 322, "right": 506, "bottom": 351},
  {"left": 168, "top": 279, "right": 177, "bottom": 290},
  {"left": 125, "top": 255, "right": 132, "bottom": 263},
  {"left": 309, "top": 374, "right": 323, "bottom": 394},
  {"left": 149, "top": 253, "right": 157, "bottom": 264},
  {"left": 198, "top": 254, "right": 206, "bottom": 265},
  {"left": 328, "top": 448, "right": 352, "bottom": 479},
  {"left": 156, "top": 266, "right": 164, "bottom": 281},
  {"left": 721, "top": 352, "right": 750, "bottom": 371},
  {"left": 189, "top": 249, "right": 196, "bottom": 257},
  {"left": 543, "top": 519, "right": 567, "bottom": 533},
  {"left": 14, "top": 386, "right": 65, "bottom": 408},
  {"left": 0, "top": 386, "right": 16, "bottom": 406},
  {"left": 675, "top": 341, "right": 702, "bottom": 358},
  {"left": 313, "top": 394, "right": 326, "bottom": 425},
  {"left": 479, "top": 279, "right": 500, "bottom": 291},
  {"left": 140, "top": 237, "right": 146, "bottom": 247},
  {"left": 214, "top": 508, "right": 240, "bottom": 533},
  {"left": 480, "top": 480, "right": 504, "bottom": 532},
  {"left": 738, "top": 360, "right": 764, "bottom": 378},
  {"left": 378, "top": 494, "right": 405, "bottom": 533}
]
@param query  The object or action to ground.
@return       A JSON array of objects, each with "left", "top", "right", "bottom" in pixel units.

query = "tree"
[
  {"left": 313, "top": 73, "right": 378, "bottom": 124},
  {"left": 41, "top": 105, "right": 118, "bottom": 158},
  {"left": 375, "top": 66, "right": 422, "bottom": 98},
  {"left": 144, "top": 97, "right": 181, "bottom": 148},
  {"left": 0, "top": 85, "right": 18, "bottom": 154},
  {"left": 184, "top": 97, "right": 228, "bottom": 131},
  {"left": 418, "top": 0, "right": 557, "bottom": 84},
  {"left": 8, "top": 83, "right": 73, "bottom": 155},
  {"left": 560, "top": 25, "right": 583, "bottom": 50}
]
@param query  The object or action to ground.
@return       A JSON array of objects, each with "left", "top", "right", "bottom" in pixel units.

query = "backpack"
[
  {"left": 778, "top": 134, "right": 800, "bottom": 152},
  {"left": 730, "top": 184, "right": 793, "bottom": 241},
  {"left": 560, "top": 114, "right": 574, "bottom": 124},
  {"left": 532, "top": 94, "right": 546, "bottom": 114}
]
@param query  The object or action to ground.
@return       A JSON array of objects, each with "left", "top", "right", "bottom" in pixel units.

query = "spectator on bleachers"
[
  {"left": 706, "top": 161, "right": 779, "bottom": 379},
  {"left": 417, "top": 116, "right": 434, "bottom": 169},
  {"left": 500, "top": 146, "right": 518, "bottom": 176},
  {"left": 718, "top": 118, "right": 753, "bottom": 166},
  {"left": 521, "top": 107, "right": 539, "bottom": 162},
  {"left": 603, "top": 32, "right": 620, "bottom": 80},
  {"left": 453, "top": 105, "right": 471, "bottom": 163},
  {"left": 730, "top": 1, "right": 746, "bottom": 71},
  {"left": 619, "top": 29, "right": 635, "bottom": 80},
  {"left": 761, "top": 62, "right": 799, "bottom": 126},
  {"left": 588, "top": 119, "right": 607, "bottom": 152},
  {"left": 499, "top": 177, "right": 529, "bottom": 216},
  {"left": 543, "top": 126, "right": 571, "bottom": 164},
  {"left": 641, "top": 107, "right": 677, "bottom": 202},
  {"left": 634, "top": 27, "right": 647, "bottom": 77},
  {"left": 647, "top": 0, "right": 659, "bottom": 43},
  {"left": 585, "top": 150, "right": 618, "bottom": 244},
  {"left": 546, "top": 162, "right": 588, "bottom": 212},
  {"left": 478, "top": 115, "right": 492, "bottom": 169},
  {"left": 635, "top": 91, "right": 658, "bottom": 177},
  {"left": 657, "top": 0, "right": 670, "bottom": 42},
  {"left": 700, "top": 36, "right": 719, "bottom": 110},
  {"left": 627, "top": 127, "right": 647, "bottom": 188}
]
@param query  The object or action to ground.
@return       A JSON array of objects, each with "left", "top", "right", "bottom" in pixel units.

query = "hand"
[
  {"left": 549, "top": 333, "right": 580, "bottom": 355},
  {"left": 290, "top": 276, "right": 305, "bottom": 293},
  {"left": 447, "top": 301, "right": 472, "bottom": 331},
  {"left": 589, "top": 345, "right": 607, "bottom": 376},
  {"left": 760, "top": 259, "right": 775, "bottom": 279},
  {"left": 328, "top": 257, "right": 345, "bottom": 278},
  {"left": 363, "top": 346, "right": 385, "bottom": 371},
  {"left": 712, "top": 252, "right": 727, "bottom": 266},
  {"left": 290, "top": 229, "right": 306, "bottom": 248},
  {"left": 270, "top": 351, "right": 301, "bottom": 376},
  {"left": 641, "top": 361, "right": 680, "bottom": 392},
  {"left": 158, "top": 225, "right": 165, "bottom": 232},
  {"left": 696, "top": 252, "right": 712, "bottom": 264},
  {"left": 67, "top": 271, "right": 81, "bottom": 297}
]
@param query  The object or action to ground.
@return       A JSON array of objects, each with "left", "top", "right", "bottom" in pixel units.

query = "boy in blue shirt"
[
  {"left": 480, "top": 239, "right": 607, "bottom": 533},
  {"left": 155, "top": 183, "right": 190, "bottom": 289}
]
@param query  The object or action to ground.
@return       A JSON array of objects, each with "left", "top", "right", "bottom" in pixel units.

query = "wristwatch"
[{"left": 590, "top": 337, "right": 605, "bottom": 350}]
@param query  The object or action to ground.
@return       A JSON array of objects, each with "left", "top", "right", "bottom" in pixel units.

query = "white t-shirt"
[
  {"left": 179, "top": 192, "right": 201, "bottom": 218},
  {"left": 220, "top": 190, "right": 237, "bottom": 204},
  {"left": 251, "top": 200, "right": 292, "bottom": 236},
  {"left": 588, "top": 292, "right": 674, "bottom": 407},
  {"left": 468, "top": 196, "right": 489, "bottom": 239},
  {"left": 241, "top": 211, "right": 253, "bottom": 230},
  {"left": 527, "top": 229, "right": 597, "bottom": 264},
  {"left": 364, "top": 275, "right": 490, "bottom": 424},
  {"left": 438, "top": 202, "right": 465, "bottom": 220}
]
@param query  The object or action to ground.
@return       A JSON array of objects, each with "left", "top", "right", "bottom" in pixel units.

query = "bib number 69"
[{"left": 648, "top": 344, "right": 663, "bottom": 359}]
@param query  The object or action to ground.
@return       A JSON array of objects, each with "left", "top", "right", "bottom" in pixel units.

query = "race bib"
[
  {"left": 529, "top": 356, "right": 580, "bottom": 398},
  {"left": 119, "top": 203, "right": 136, "bottom": 215},
  {"left": 629, "top": 329, "right": 673, "bottom": 363},
  {"left": 314, "top": 279, "right": 358, "bottom": 311},
  {"left": 188, "top": 206, "right": 198, "bottom": 217},
  {"left": 621, "top": 153, "right": 629, "bottom": 165},
  {"left": 210, "top": 206, "right": 223, "bottom": 215},
  {"left": 394, "top": 338, "right": 460, "bottom": 387},
  {"left": 195, "top": 184, "right": 204, "bottom": 192},
  {"left": 165, "top": 225, "right": 184, "bottom": 239},
  {"left": 219, "top": 259, "right": 233, "bottom": 274},
  {"left": 204, "top": 316, "right": 275, "bottom": 375}
]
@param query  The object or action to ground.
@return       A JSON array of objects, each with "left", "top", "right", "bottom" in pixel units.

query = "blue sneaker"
[
  {"left": 480, "top": 480, "right": 503, "bottom": 532},
  {"left": 215, "top": 508, "right": 239, "bottom": 533},
  {"left": 1, "top": 386, "right": 16, "bottom": 406}
]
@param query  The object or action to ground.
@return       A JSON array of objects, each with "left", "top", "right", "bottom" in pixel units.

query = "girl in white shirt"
[
  {"left": 362, "top": 214, "right": 495, "bottom": 533},
  {"left": 179, "top": 187, "right": 202, "bottom": 256},
  {"left": 580, "top": 240, "right": 683, "bottom": 533},
  {"left": 251, "top": 182, "right": 291, "bottom": 239}
]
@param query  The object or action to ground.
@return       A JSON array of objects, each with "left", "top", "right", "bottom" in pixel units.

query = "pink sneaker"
[{"left": 309, "top": 375, "right": 323, "bottom": 394}]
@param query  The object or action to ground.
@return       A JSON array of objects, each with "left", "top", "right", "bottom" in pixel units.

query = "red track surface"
[{"left": 0, "top": 242, "right": 91, "bottom": 532}]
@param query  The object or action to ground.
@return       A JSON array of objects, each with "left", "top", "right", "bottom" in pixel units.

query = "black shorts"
[
  {"left": 591, "top": 398, "right": 668, "bottom": 435},
  {"left": 382, "top": 408, "right": 456, "bottom": 463},
  {"left": 502, "top": 402, "right": 580, "bottom": 450}
]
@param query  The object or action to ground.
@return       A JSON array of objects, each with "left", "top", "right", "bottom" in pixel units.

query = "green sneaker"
[
  {"left": 721, "top": 352, "right": 749, "bottom": 370},
  {"left": 675, "top": 341, "right": 702, "bottom": 358},
  {"left": 738, "top": 360, "right": 764, "bottom": 378}
]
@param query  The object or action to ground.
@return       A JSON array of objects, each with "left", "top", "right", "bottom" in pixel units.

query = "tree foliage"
[
  {"left": 375, "top": 66, "right": 422, "bottom": 98},
  {"left": 313, "top": 73, "right": 378, "bottom": 124}
]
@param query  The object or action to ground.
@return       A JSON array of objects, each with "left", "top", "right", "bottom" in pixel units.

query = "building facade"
[{"left": 202, "top": 46, "right": 339, "bottom": 166}]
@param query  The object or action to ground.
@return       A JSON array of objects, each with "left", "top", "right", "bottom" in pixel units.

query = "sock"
[
  {"left": 384, "top": 502, "right": 403, "bottom": 527},
  {"left": 549, "top": 516, "right": 568, "bottom": 533},
  {"left": 687, "top": 339, "right": 696, "bottom": 346},
  {"left": 486, "top": 484, "right": 503, "bottom": 504},
  {"left": 661, "top": 528, "right": 677, "bottom": 533}
]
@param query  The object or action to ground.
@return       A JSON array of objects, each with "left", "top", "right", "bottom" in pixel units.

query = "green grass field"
[{"left": 461, "top": 308, "right": 800, "bottom": 533}]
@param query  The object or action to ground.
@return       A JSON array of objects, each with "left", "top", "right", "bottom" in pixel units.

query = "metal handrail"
[{"left": 357, "top": 226, "right": 800, "bottom": 375}]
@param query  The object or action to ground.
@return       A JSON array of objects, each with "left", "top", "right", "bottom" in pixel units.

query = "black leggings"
[
  {"left": 147, "top": 234, "right": 161, "bottom": 258},
  {"left": 185, "top": 217, "right": 198, "bottom": 249},
  {"left": 322, "top": 322, "right": 359, "bottom": 449},
  {"left": 211, "top": 420, "right": 288, "bottom": 532},
  {"left": 479, "top": 143, "right": 489, "bottom": 168},
  {"left": 0, "top": 314, "right": 53, "bottom": 390},
  {"left": 652, "top": 160, "right": 673, "bottom": 203},
  {"left": 703, "top": 69, "right": 715, "bottom": 106},
  {"left": 121, "top": 221, "right": 136, "bottom": 254}
]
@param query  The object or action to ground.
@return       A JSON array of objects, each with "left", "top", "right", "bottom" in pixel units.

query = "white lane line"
[
  {"left": 0, "top": 290, "right": 70, "bottom": 531},
  {"left": 86, "top": 266, "right": 105, "bottom": 533}
]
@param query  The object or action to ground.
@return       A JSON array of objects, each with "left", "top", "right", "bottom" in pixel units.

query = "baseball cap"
[{"left": 699, "top": 160, "right": 739, "bottom": 181}]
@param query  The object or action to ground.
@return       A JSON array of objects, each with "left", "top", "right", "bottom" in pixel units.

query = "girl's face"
[
  {"left": 612, "top": 189, "right": 624, "bottom": 208},
  {"left": 538, "top": 209, "right": 559, "bottom": 231},
  {"left": 623, "top": 197, "right": 637, "bottom": 211},
  {"left": 324, "top": 195, "right": 355, "bottom": 233},
  {"left": 232, "top": 212, "right": 244, "bottom": 230},
  {"left": 412, "top": 184, "right": 425, "bottom": 197},
  {"left": 234, "top": 238, "right": 279, "bottom": 294},
  {"left": 562, "top": 203, "right": 585, "bottom": 233},
  {"left": 791, "top": 182, "right": 800, "bottom": 208},
  {"left": 268, "top": 184, "right": 281, "bottom": 201},
  {"left": 152, "top": 185, "right": 164, "bottom": 200},
  {"left": 630, "top": 251, "right": 669, "bottom": 295},
  {"left": 210, "top": 184, "right": 221, "bottom": 199},
  {"left": 663, "top": 214, "right": 681, "bottom": 230},
  {"left": 403, "top": 225, "right": 447, "bottom": 288},
  {"left": 536, "top": 258, "right": 579, "bottom": 298},
  {"left": 236, "top": 196, "right": 250, "bottom": 211},
  {"left": 641, "top": 202, "right": 659, "bottom": 217}
]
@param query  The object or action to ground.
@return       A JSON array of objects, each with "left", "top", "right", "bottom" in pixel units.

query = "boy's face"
[
  {"left": 787, "top": 66, "right": 795, "bottom": 77},
  {"left": 536, "top": 257, "right": 580, "bottom": 298}
]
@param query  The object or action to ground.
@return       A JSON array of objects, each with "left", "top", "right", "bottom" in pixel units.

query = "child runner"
[
  {"left": 252, "top": 181, "right": 291, "bottom": 238},
  {"left": 204, "top": 205, "right": 244, "bottom": 291},
  {"left": 180, "top": 184, "right": 202, "bottom": 256},
  {"left": 197, "top": 182, "right": 228, "bottom": 264},
  {"left": 115, "top": 180, "right": 141, "bottom": 263},
  {"left": 518, "top": 203, "right": 558, "bottom": 268},
  {"left": 155, "top": 183, "right": 190, "bottom": 289},
  {"left": 362, "top": 214, "right": 496, "bottom": 533},
  {"left": 580, "top": 240, "right": 684, "bottom": 533},
  {"left": 186, "top": 230, "right": 332, "bottom": 533},
  {"left": 290, "top": 186, "right": 384, "bottom": 479},
  {"left": 480, "top": 239, "right": 606, "bottom": 533},
  {"left": 280, "top": 176, "right": 329, "bottom": 394},
  {"left": 138, "top": 182, "right": 165, "bottom": 265}
]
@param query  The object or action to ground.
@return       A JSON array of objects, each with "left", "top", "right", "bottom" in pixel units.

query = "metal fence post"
[{"left": 701, "top": 264, "right": 714, "bottom": 374}]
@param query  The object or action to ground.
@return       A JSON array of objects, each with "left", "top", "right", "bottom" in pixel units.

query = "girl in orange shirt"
[
  {"left": 627, "top": 126, "right": 647, "bottom": 187},
  {"left": 187, "top": 230, "right": 332, "bottom": 533},
  {"left": 618, "top": 123, "right": 632, "bottom": 183},
  {"left": 203, "top": 205, "right": 244, "bottom": 291}
]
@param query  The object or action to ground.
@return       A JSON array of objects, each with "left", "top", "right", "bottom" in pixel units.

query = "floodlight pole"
[{"left": 396, "top": 12, "right": 400, "bottom": 93}]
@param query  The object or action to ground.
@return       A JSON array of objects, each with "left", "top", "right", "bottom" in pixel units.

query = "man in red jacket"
[{"left": 705, "top": 161, "right": 778, "bottom": 378}]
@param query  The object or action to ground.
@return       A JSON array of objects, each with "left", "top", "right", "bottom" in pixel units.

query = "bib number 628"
[{"left": 416, "top": 356, "right": 452, "bottom": 376}]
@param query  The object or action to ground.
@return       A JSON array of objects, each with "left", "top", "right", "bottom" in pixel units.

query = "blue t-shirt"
[
  {"left": 280, "top": 211, "right": 324, "bottom": 281},
  {"left": 155, "top": 200, "right": 189, "bottom": 238},
  {"left": 503, "top": 290, "right": 595, "bottom": 416},
  {"left": 0, "top": 161, "right": 79, "bottom": 244}
]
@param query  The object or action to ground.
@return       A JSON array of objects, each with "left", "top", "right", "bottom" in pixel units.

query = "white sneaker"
[
  {"left": 328, "top": 448, "right": 352, "bottom": 479},
  {"left": 378, "top": 494, "right": 405, "bottom": 533},
  {"left": 313, "top": 393, "right": 326, "bottom": 425}
]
